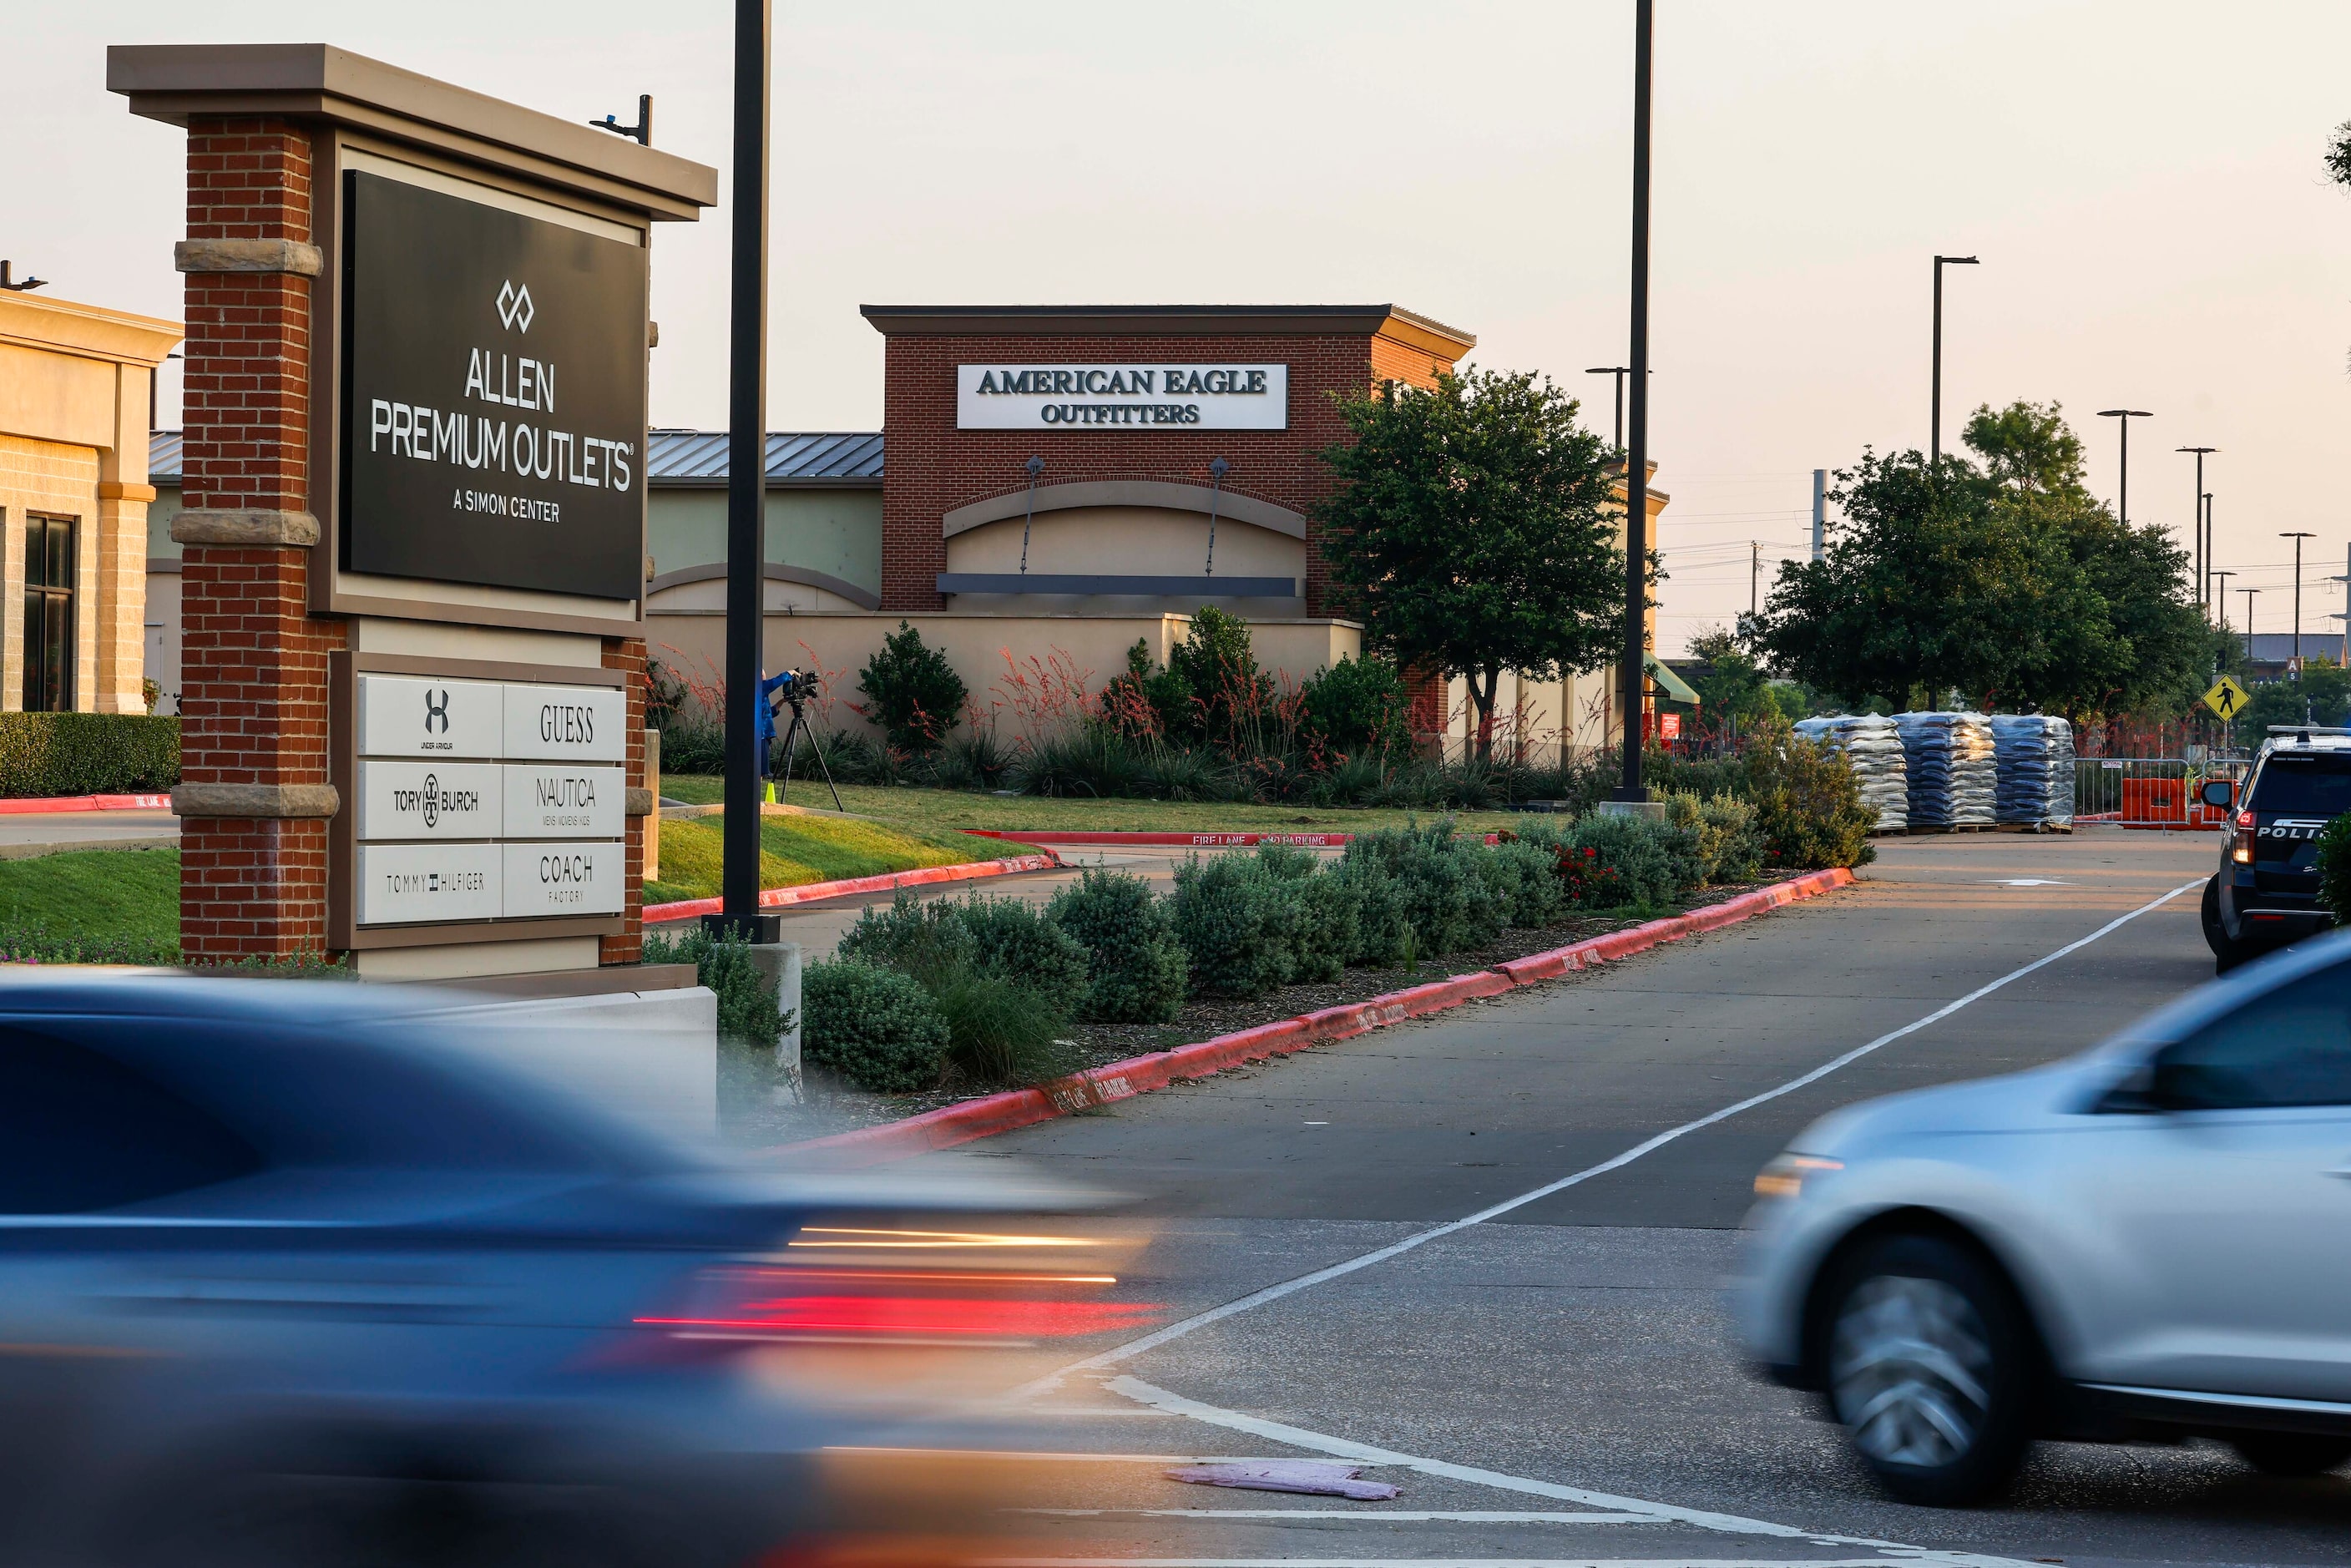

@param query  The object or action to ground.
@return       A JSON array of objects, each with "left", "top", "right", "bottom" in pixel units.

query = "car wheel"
[
  {"left": 2230, "top": 1432, "right": 2351, "bottom": 1477},
  {"left": 2202, "top": 878, "right": 2256, "bottom": 974},
  {"left": 1824, "top": 1232, "right": 2034, "bottom": 1506}
]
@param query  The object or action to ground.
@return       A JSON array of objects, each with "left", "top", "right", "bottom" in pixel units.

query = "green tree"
[
  {"left": 2242, "top": 656, "right": 2351, "bottom": 732},
  {"left": 856, "top": 621, "right": 966, "bottom": 754},
  {"left": 1313, "top": 369, "right": 1621, "bottom": 756}
]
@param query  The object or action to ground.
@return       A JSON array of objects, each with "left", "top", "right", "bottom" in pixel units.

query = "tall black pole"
[
  {"left": 2284, "top": 530, "right": 2316, "bottom": 684},
  {"left": 2178, "top": 446, "right": 2213, "bottom": 613},
  {"left": 1930, "top": 260, "right": 1943, "bottom": 463},
  {"left": 2203, "top": 493, "right": 2214, "bottom": 615},
  {"left": 1615, "top": 0, "right": 1653, "bottom": 802},
  {"left": 718, "top": 0, "right": 771, "bottom": 936}
]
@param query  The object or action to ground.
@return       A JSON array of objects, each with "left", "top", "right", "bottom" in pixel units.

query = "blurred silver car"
[
  {"left": 0, "top": 973, "right": 1140, "bottom": 1568},
  {"left": 1736, "top": 928, "right": 2351, "bottom": 1505}
]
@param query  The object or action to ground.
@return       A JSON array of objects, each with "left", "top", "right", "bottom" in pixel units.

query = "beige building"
[{"left": 0, "top": 291, "right": 179, "bottom": 715}]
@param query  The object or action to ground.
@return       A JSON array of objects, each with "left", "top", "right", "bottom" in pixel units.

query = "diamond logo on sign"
[{"left": 496, "top": 279, "right": 534, "bottom": 333}]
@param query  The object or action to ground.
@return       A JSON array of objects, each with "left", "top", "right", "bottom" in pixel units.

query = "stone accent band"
[
  {"left": 625, "top": 787, "right": 655, "bottom": 816},
  {"left": 170, "top": 510, "right": 322, "bottom": 547},
  {"left": 173, "top": 238, "right": 326, "bottom": 277},
  {"left": 172, "top": 783, "right": 341, "bottom": 820}
]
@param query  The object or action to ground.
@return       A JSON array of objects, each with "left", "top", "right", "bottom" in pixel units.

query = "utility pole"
[
  {"left": 1613, "top": 0, "right": 1655, "bottom": 804},
  {"left": 715, "top": 0, "right": 774, "bottom": 940},
  {"left": 1930, "top": 255, "right": 1979, "bottom": 462},
  {"left": 1811, "top": 468, "right": 1827, "bottom": 561},
  {"left": 2242, "top": 587, "right": 2260, "bottom": 662},
  {"left": 2177, "top": 446, "right": 2214, "bottom": 613},
  {"left": 2284, "top": 530, "right": 2317, "bottom": 684},
  {"left": 2097, "top": 409, "right": 2152, "bottom": 524}
]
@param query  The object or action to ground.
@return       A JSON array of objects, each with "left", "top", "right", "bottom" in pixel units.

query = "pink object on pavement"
[
  {"left": 0, "top": 793, "right": 172, "bottom": 815},
  {"left": 1164, "top": 1460, "right": 1399, "bottom": 1500}
]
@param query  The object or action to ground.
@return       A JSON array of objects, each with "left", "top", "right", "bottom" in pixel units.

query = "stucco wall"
[{"left": 647, "top": 486, "right": 882, "bottom": 596}]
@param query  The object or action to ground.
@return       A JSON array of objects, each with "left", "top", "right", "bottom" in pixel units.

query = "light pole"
[
  {"left": 2284, "top": 530, "right": 2317, "bottom": 683},
  {"left": 2177, "top": 446, "right": 2214, "bottom": 611},
  {"left": 1615, "top": 0, "right": 1656, "bottom": 803},
  {"left": 2213, "top": 569, "right": 2236, "bottom": 632},
  {"left": 1585, "top": 367, "right": 1631, "bottom": 450},
  {"left": 2242, "top": 587, "right": 2260, "bottom": 663},
  {"left": 2097, "top": 409, "right": 2152, "bottom": 525},
  {"left": 2202, "top": 493, "right": 2215, "bottom": 615},
  {"left": 715, "top": 0, "right": 773, "bottom": 941},
  {"left": 1750, "top": 540, "right": 1760, "bottom": 617},
  {"left": 1930, "top": 254, "right": 1979, "bottom": 462}
]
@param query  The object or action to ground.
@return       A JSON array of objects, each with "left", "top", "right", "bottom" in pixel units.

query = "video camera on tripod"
[{"left": 752, "top": 666, "right": 844, "bottom": 810}]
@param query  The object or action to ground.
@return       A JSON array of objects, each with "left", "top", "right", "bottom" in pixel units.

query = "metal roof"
[
  {"left": 645, "top": 430, "right": 882, "bottom": 485},
  {"left": 145, "top": 428, "right": 882, "bottom": 488}
]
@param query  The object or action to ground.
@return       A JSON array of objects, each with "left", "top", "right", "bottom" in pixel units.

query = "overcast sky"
[{"left": 19, "top": 2, "right": 2351, "bottom": 653}]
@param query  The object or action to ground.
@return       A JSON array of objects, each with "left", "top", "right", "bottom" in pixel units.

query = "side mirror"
[
  {"left": 2094, "top": 1063, "right": 2165, "bottom": 1114},
  {"left": 2095, "top": 1052, "right": 2212, "bottom": 1114},
  {"left": 2198, "top": 777, "right": 2235, "bottom": 810}
]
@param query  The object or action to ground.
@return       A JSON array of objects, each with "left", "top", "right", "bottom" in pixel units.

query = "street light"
[
  {"left": 2284, "top": 530, "right": 2318, "bottom": 682},
  {"left": 2202, "top": 493, "right": 2215, "bottom": 615},
  {"left": 2177, "top": 446, "right": 2215, "bottom": 612},
  {"left": 1585, "top": 367, "right": 1631, "bottom": 450},
  {"left": 2242, "top": 587, "right": 2260, "bottom": 661},
  {"left": 1930, "top": 255, "right": 1979, "bottom": 462},
  {"left": 2097, "top": 409, "right": 2152, "bottom": 525},
  {"left": 2213, "top": 569, "right": 2236, "bottom": 631},
  {"left": 1614, "top": 0, "right": 1656, "bottom": 805}
]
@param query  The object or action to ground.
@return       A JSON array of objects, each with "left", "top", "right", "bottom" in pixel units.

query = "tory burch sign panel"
[
  {"left": 352, "top": 761, "right": 503, "bottom": 841},
  {"left": 502, "top": 842, "right": 626, "bottom": 917},
  {"left": 355, "top": 675, "right": 503, "bottom": 758},
  {"left": 354, "top": 842, "right": 503, "bottom": 925},
  {"left": 501, "top": 683, "right": 628, "bottom": 762},
  {"left": 500, "top": 764, "right": 626, "bottom": 839},
  {"left": 340, "top": 171, "right": 650, "bottom": 601},
  {"left": 955, "top": 364, "right": 1288, "bottom": 430}
]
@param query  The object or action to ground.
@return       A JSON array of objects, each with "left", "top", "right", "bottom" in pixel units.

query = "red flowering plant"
[{"left": 1552, "top": 842, "right": 1627, "bottom": 907}]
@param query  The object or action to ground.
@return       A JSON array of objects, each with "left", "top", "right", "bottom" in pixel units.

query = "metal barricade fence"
[{"left": 2075, "top": 756, "right": 2248, "bottom": 827}]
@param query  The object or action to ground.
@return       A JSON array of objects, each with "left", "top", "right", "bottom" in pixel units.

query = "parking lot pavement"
[{"left": 914, "top": 829, "right": 2351, "bottom": 1568}]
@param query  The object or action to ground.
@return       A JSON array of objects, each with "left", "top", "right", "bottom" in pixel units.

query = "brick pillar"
[
  {"left": 602, "top": 636, "right": 650, "bottom": 965},
  {"left": 1406, "top": 666, "right": 1448, "bottom": 757},
  {"left": 171, "top": 118, "right": 342, "bottom": 961}
]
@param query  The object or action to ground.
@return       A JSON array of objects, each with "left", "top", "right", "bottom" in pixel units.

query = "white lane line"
[
  {"left": 1019, "top": 1510, "right": 1660, "bottom": 1524},
  {"left": 1100, "top": 1376, "right": 2028, "bottom": 1568},
  {"left": 982, "top": 1560, "right": 1959, "bottom": 1567},
  {"left": 1041, "top": 878, "right": 2199, "bottom": 1381}
]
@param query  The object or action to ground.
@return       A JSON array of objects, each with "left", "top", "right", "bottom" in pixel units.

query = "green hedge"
[{"left": 0, "top": 714, "right": 179, "bottom": 798}]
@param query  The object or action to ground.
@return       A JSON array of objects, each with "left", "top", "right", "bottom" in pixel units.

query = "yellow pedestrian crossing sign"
[{"left": 2203, "top": 675, "right": 2249, "bottom": 720}]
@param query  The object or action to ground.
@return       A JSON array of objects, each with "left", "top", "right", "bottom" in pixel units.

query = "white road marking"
[
  {"left": 1099, "top": 1376, "right": 2030, "bottom": 1567},
  {"left": 984, "top": 1560, "right": 1973, "bottom": 1567},
  {"left": 1983, "top": 878, "right": 2068, "bottom": 887},
  {"left": 1019, "top": 1510, "right": 1660, "bottom": 1524},
  {"left": 1036, "top": 878, "right": 2199, "bottom": 1382}
]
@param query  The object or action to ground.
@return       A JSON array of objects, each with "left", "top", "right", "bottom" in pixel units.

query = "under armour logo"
[
  {"left": 424, "top": 690, "right": 451, "bottom": 733},
  {"left": 496, "top": 280, "right": 534, "bottom": 332}
]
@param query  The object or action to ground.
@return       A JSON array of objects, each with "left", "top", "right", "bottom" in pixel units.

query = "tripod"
[{"left": 768, "top": 685, "right": 845, "bottom": 812}]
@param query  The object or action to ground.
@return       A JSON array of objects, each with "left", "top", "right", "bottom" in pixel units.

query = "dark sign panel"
[{"left": 340, "top": 172, "right": 647, "bottom": 600}]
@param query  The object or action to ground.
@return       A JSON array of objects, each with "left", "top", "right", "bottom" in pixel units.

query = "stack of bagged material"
[
  {"left": 1795, "top": 715, "right": 1909, "bottom": 832},
  {"left": 1894, "top": 711, "right": 1998, "bottom": 828},
  {"left": 1990, "top": 714, "right": 2075, "bottom": 831}
]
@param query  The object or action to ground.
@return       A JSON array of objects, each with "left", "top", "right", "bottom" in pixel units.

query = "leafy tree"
[
  {"left": 2242, "top": 656, "right": 2351, "bottom": 732},
  {"left": 1300, "top": 655, "right": 1410, "bottom": 756},
  {"left": 1314, "top": 369, "right": 1622, "bottom": 757},
  {"left": 856, "top": 621, "right": 966, "bottom": 754}
]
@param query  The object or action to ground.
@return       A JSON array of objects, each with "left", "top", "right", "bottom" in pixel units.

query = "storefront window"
[{"left": 23, "top": 514, "right": 76, "bottom": 713}]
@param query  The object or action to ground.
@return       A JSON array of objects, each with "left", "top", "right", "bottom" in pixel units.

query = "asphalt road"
[{"left": 905, "top": 829, "right": 2351, "bottom": 1568}]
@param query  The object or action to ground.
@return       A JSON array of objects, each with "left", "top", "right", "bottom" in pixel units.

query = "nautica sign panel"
[
  {"left": 340, "top": 171, "right": 649, "bottom": 600},
  {"left": 957, "top": 364, "right": 1287, "bottom": 430}
]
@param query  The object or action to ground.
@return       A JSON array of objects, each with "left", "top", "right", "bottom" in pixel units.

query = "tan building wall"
[{"left": 0, "top": 292, "right": 180, "bottom": 715}]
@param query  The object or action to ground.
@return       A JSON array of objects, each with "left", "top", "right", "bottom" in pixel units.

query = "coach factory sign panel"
[
  {"left": 957, "top": 363, "right": 1288, "bottom": 429},
  {"left": 350, "top": 674, "right": 627, "bottom": 927},
  {"left": 341, "top": 171, "right": 650, "bottom": 601}
]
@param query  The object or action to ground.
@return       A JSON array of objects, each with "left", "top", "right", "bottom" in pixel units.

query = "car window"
[
  {"left": 2247, "top": 756, "right": 2351, "bottom": 817},
  {"left": 2159, "top": 967, "right": 2351, "bottom": 1110},
  {"left": 0, "top": 1028, "right": 263, "bottom": 1212}
]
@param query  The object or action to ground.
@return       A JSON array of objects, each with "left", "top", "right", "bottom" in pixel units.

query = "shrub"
[
  {"left": 1667, "top": 792, "right": 1765, "bottom": 885},
  {"left": 1170, "top": 852, "right": 1289, "bottom": 998},
  {"left": 1343, "top": 822, "right": 1501, "bottom": 957},
  {"left": 656, "top": 719, "right": 725, "bottom": 776},
  {"left": 953, "top": 893, "right": 1090, "bottom": 1014},
  {"left": 1487, "top": 835, "right": 1567, "bottom": 928},
  {"left": 2320, "top": 816, "right": 2351, "bottom": 926},
  {"left": 1558, "top": 813, "right": 1683, "bottom": 908},
  {"left": 1300, "top": 655, "right": 1409, "bottom": 756},
  {"left": 1334, "top": 850, "right": 1413, "bottom": 967},
  {"left": 0, "top": 714, "right": 180, "bottom": 798},
  {"left": 929, "top": 969, "right": 1077, "bottom": 1087},
  {"left": 933, "top": 725, "right": 1015, "bottom": 791},
  {"left": 1135, "top": 745, "right": 1236, "bottom": 802},
  {"left": 641, "top": 924, "right": 791, "bottom": 1047},
  {"left": 0, "top": 926, "right": 181, "bottom": 966},
  {"left": 1049, "top": 867, "right": 1188, "bottom": 1023},
  {"left": 802, "top": 959, "right": 949, "bottom": 1092},
  {"left": 1741, "top": 712, "right": 1878, "bottom": 871},
  {"left": 1249, "top": 844, "right": 1360, "bottom": 984},
  {"left": 837, "top": 893, "right": 979, "bottom": 980},
  {"left": 857, "top": 622, "right": 967, "bottom": 755}
]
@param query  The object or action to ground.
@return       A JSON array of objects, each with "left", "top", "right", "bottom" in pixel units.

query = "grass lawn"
[
  {"left": 646, "top": 811, "right": 996, "bottom": 905},
  {"left": 660, "top": 775, "right": 1529, "bottom": 837},
  {"left": 0, "top": 847, "right": 179, "bottom": 948}
]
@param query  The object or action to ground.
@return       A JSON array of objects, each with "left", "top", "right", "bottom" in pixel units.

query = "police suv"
[{"left": 2201, "top": 726, "right": 2351, "bottom": 972}]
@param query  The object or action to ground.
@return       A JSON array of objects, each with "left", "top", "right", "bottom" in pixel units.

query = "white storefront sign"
[
  {"left": 356, "top": 675, "right": 503, "bottom": 758},
  {"left": 502, "top": 682, "right": 628, "bottom": 761},
  {"left": 355, "top": 842, "right": 503, "bottom": 924},
  {"left": 353, "top": 761, "right": 503, "bottom": 840},
  {"left": 956, "top": 363, "right": 1287, "bottom": 431},
  {"left": 501, "top": 763, "right": 625, "bottom": 839},
  {"left": 502, "top": 841, "right": 625, "bottom": 917}
]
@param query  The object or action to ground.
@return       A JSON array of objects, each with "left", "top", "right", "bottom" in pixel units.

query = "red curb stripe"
[
  {"left": 0, "top": 793, "right": 173, "bottom": 816},
  {"left": 961, "top": 829, "right": 1505, "bottom": 849},
  {"left": 643, "top": 852, "right": 1063, "bottom": 925},
  {"left": 778, "top": 864, "right": 1857, "bottom": 1168}
]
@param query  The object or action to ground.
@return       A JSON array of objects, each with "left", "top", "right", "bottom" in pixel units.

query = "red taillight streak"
[
  {"left": 638, "top": 1295, "right": 1160, "bottom": 1338},
  {"left": 2236, "top": 809, "right": 2257, "bottom": 829}
]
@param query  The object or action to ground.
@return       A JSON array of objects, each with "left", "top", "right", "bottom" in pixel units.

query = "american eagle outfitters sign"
[{"left": 956, "top": 363, "right": 1287, "bottom": 430}]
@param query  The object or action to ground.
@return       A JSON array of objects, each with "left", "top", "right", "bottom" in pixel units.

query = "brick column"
[
  {"left": 171, "top": 117, "right": 343, "bottom": 961},
  {"left": 602, "top": 636, "right": 650, "bottom": 965}
]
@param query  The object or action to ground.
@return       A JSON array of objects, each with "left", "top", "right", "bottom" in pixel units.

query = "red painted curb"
[
  {"left": 643, "top": 852, "right": 1064, "bottom": 925},
  {"left": 0, "top": 792, "right": 173, "bottom": 816},
  {"left": 780, "top": 864, "right": 1858, "bottom": 1168},
  {"left": 962, "top": 829, "right": 1503, "bottom": 849}
]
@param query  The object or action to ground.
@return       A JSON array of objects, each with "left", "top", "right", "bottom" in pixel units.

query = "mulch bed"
[{"left": 731, "top": 878, "right": 1775, "bottom": 1147}]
